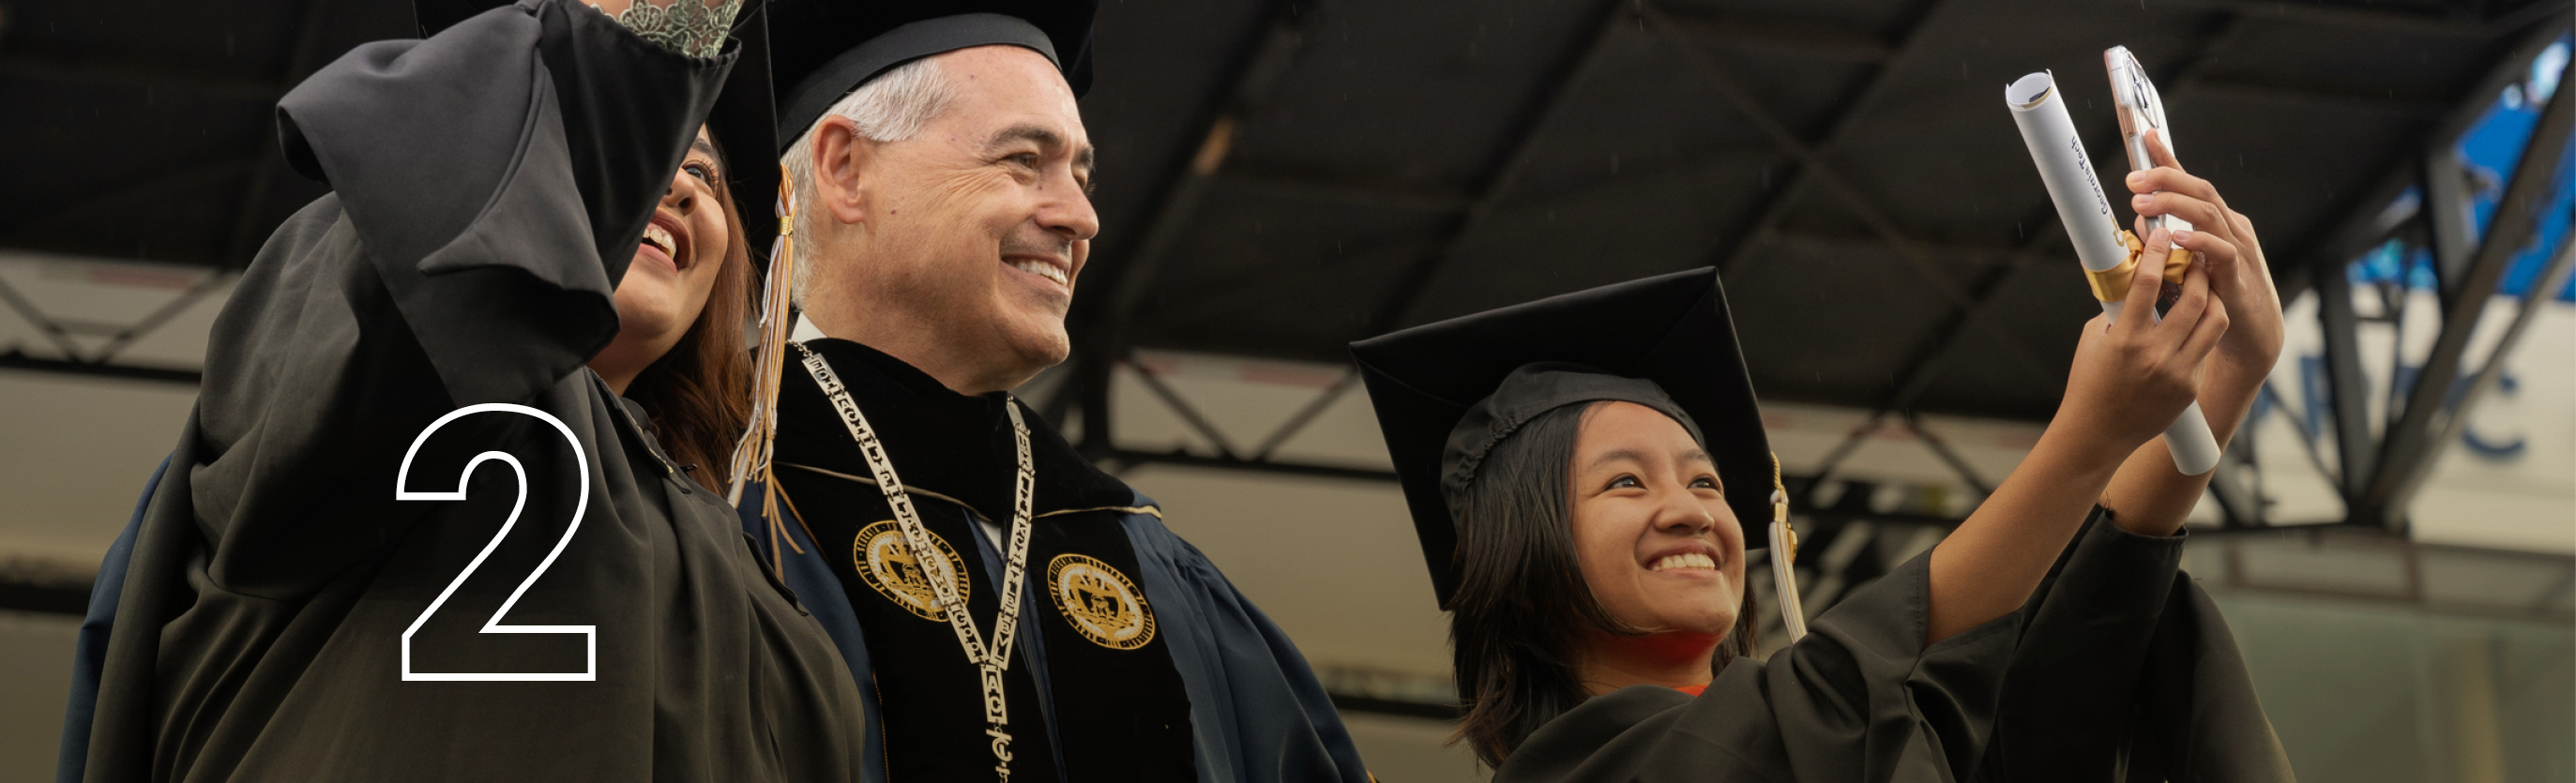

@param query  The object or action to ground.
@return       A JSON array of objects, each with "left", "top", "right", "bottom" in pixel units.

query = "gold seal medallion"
[
  {"left": 854, "top": 520, "right": 971, "bottom": 622},
  {"left": 1046, "top": 554, "right": 1156, "bottom": 650}
]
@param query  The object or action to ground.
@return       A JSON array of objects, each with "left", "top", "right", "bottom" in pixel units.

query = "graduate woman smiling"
[
  {"left": 1354, "top": 155, "right": 2296, "bottom": 782},
  {"left": 64, "top": 2, "right": 871, "bottom": 781}
]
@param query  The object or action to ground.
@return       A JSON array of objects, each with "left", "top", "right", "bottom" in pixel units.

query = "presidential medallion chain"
[{"left": 793, "top": 341, "right": 1034, "bottom": 781}]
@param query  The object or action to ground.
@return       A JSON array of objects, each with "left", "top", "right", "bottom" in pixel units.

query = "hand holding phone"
[
  {"left": 2107, "top": 47, "right": 2194, "bottom": 307},
  {"left": 2003, "top": 67, "right": 2224, "bottom": 476}
]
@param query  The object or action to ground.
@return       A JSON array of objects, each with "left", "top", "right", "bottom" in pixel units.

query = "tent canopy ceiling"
[{"left": 2, "top": 0, "right": 2561, "bottom": 421}]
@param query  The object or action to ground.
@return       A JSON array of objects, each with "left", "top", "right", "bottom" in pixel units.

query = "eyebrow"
[
  {"left": 1583, "top": 447, "right": 1718, "bottom": 473},
  {"left": 1583, "top": 448, "right": 1647, "bottom": 473},
  {"left": 986, "top": 123, "right": 1098, "bottom": 188}
]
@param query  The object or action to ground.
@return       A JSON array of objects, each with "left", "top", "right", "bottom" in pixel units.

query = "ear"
[{"left": 810, "top": 116, "right": 878, "bottom": 227}]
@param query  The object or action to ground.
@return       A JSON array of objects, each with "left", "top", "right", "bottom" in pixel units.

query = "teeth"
[
  {"left": 643, "top": 224, "right": 675, "bottom": 256},
  {"left": 1010, "top": 259, "right": 1069, "bottom": 287},
  {"left": 1650, "top": 553, "right": 1718, "bottom": 572}
]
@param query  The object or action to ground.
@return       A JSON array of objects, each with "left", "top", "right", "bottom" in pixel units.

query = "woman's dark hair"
[
  {"left": 1448, "top": 401, "right": 1760, "bottom": 768},
  {"left": 626, "top": 137, "right": 753, "bottom": 492}
]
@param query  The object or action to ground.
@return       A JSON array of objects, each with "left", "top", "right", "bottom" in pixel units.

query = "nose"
[
  {"left": 661, "top": 167, "right": 698, "bottom": 212},
  {"left": 1651, "top": 486, "right": 1717, "bottom": 536},
  {"left": 1038, "top": 173, "right": 1099, "bottom": 243}
]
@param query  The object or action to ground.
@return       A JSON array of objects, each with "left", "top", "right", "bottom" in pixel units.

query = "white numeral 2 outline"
[{"left": 395, "top": 403, "right": 595, "bottom": 682}]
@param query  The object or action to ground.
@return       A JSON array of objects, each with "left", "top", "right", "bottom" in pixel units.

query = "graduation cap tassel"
[
  {"left": 728, "top": 163, "right": 802, "bottom": 574},
  {"left": 1766, "top": 454, "right": 1809, "bottom": 642}
]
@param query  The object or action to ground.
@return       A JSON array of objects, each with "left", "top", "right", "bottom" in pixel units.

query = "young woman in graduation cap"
[
  {"left": 62, "top": 2, "right": 875, "bottom": 781},
  {"left": 1355, "top": 192, "right": 2295, "bottom": 780}
]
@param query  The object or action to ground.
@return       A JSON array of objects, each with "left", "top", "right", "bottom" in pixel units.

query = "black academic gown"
[
  {"left": 1972, "top": 512, "right": 2296, "bottom": 783},
  {"left": 75, "top": 3, "right": 867, "bottom": 781},
  {"left": 746, "top": 339, "right": 1371, "bottom": 783},
  {"left": 1494, "top": 510, "right": 2293, "bottom": 783}
]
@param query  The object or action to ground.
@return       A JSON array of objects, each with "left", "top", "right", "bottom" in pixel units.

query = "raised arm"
[
  {"left": 1923, "top": 224, "right": 2229, "bottom": 644},
  {"left": 2099, "top": 132, "right": 2287, "bottom": 535},
  {"left": 263, "top": 0, "right": 733, "bottom": 405},
  {"left": 188, "top": 0, "right": 735, "bottom": 590}
]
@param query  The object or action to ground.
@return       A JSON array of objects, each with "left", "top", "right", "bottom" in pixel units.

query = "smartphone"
[{"left": 2106, "top": 46, "right": 2188, "bottom": 309}]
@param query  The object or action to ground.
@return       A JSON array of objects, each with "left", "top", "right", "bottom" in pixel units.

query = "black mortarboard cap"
[
  {"left": 414, "top": 0, "right": 782, "bottom": 269},
  {"left": 765, "top": 0, "right": 1097, "bottom": 152},
  {"left": 1350, "top": 268, "right": 1774, "bottom": 609}
]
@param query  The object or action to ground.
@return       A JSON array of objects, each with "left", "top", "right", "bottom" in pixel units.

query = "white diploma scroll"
[{"left": 2004, "top": 70, "right": 2221, "bottom": 476}]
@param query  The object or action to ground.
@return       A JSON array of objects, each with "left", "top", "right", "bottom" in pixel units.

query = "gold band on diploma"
[
  {"left": 2085, "top": 230, "right": 2194, "bottom": 302},
  {"left": 2085, "top": 255, "right": 2140, "bottom": 302},
  {"left": 2084, "top": 230, "right": 2145, "bottom": 302}
]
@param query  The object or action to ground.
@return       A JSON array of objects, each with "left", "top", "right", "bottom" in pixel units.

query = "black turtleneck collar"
[{"left": 772, "top": 338, "right": 1137, "bottom": 522}]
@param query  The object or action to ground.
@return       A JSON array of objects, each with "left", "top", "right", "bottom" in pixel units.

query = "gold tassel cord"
[
  {"left": 1767, "top": 452, "right": 1809, "bottom": 641},
  {"left": 771, "top": 476, "right": 820, "bottom": 551},
  {"left": 728, "top": 162, "right": 801, "bottom": 576}
]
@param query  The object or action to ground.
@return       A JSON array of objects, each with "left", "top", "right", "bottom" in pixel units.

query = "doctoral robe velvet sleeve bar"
[
  {"left": 1120, "top": 510, "right": 1376, "bottom": 783},
  {"left": 72, "top": 4, "right": 868, "bottom": 782},
  {"left": 744, "top": 488, "right": 1374, "bottom": 783},
  {"left": 739, "top": 339, "right": 1371, "bottom": 783}
]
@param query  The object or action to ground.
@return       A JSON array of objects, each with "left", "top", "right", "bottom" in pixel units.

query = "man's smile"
[{"left": 1005, "top": 254, "right": 1071, "bottom": 290}]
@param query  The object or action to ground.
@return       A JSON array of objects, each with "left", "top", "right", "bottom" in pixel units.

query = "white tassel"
[
  {"left": 726, "top": 164, "right": 801, "bottom": 575},
  {"left": 1767, "top": 454, "right": 1808, "bottom": 642}
]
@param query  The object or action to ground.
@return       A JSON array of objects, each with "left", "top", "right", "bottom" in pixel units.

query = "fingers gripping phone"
[
  {"left": 2106, "top": 46, "right": 2190, "bottom": 309},
  {"left": 2002, "top": 64, "right": 2225, "bottom": 476}
]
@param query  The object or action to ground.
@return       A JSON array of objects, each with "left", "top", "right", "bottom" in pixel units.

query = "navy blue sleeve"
[
  {"left": 1118, "top": 504, "right": 1373, "bottom": 783},
  {"left": 54, "top": 456, "right": 165, "bottom": 783},
  {"left": 738, "top": 480, "right": 888, "bottom": 783}
]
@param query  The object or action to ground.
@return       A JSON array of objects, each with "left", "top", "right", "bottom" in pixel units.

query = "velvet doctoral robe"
[{"left": 740, "top": 338, "right": 1372, "bottom": 783}]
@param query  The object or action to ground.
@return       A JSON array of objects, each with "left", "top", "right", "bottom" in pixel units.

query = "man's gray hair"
[{"left": 779, "top": 56, "right": 957, "bottom": 305}]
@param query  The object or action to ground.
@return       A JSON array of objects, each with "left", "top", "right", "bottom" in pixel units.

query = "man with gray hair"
[{"left": 737, "top": 3, "right": 1373, "bottom": 782}]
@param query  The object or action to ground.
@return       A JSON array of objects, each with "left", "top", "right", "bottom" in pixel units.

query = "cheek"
[
  {"left": 690, "top": 219, "right": 728, "bottom": 293},
  {"left": 1715, "top": 516, "right": 1749, "bottom": 587},
  {"left": 690, "top": 204, "right": 725, "bottom": 251},
  {"left": 684, "top": 259, "right": 721, "bottom": 304},
  {"left": 919, "top": 173, "right": 1015, "bottom": 231},
  {"left": 1568, "top": 504, "right": 1643, "bottom": 607}
]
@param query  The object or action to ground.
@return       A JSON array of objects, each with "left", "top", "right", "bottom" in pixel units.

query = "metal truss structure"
[
  {"left": 0, "top": 265, "right": 224, "bottom": 385},
  {"left": 2, "top": 4, "right": 2569, "bottom": 729},
  {"left": 7, "top": 0, "right": 2561, "bottom": 534},
  {"left": 1046, "top": 0, "right": 2574, "bottom": 538},
  {"left": 2331, "top": 39, "right": 2575, "bottom": 534},
  {"left": 1024, "top": 2, "right": 2575, "bottom": 700}
]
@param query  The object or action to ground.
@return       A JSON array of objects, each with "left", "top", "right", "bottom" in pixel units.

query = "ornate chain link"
[{"left": 793, "top": 341, "right": 1036, "bottom": 780}]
